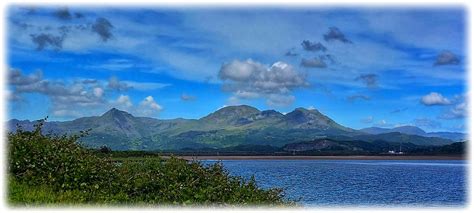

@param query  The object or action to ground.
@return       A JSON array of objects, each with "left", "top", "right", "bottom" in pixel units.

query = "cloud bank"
[
  {"left": 420, "top": 92, "right": 451, "bottom": 106},
  {"left": 219, "top": 59, "right": 309, "bottom": 107}
]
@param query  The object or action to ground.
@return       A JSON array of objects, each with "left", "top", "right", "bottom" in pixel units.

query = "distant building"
[{"left": 388, "top": 150, "right": 404, "bottom": 155}]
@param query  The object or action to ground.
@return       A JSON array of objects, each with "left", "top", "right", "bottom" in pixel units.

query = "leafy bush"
[
  {"left": 115, "top": 158, "right": 285, "bottom": 205},
  {"left": 8, "top": 119, "right": 288, "bottom": 206},
  {"left": 99, "top": 145, "right": 112, "bottom": 154},
  {"left": 8, "top": 119, "right": 118, "bottom": 202}
]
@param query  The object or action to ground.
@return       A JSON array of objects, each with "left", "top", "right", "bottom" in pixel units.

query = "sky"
[{"left": 6, "top": 6, "right": 468, "bottom": 132}]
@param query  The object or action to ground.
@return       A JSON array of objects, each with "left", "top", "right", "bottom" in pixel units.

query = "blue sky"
[{"left": 6, "top": 6, "right": 467, "bottom": 132}]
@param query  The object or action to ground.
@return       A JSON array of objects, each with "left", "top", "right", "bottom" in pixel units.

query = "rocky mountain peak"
[
  {"left": 200, "top": 105, "right": 260, "bottom": 124},
  {"left": 101, "top": 108, "right": 134, "bottom": 118}
]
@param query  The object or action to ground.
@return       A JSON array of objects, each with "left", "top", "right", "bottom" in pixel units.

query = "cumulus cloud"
[
  {"left": 234, "top": 90, "right": 260, "bottom": 99},
  {"left": 8, "top": 68, "right": 106, "bottom": 117},
  {"left": 136, "top": 96, "right": 163, "bottom": 117},
  {"left": 92, "top": 17, "right": 114, "bottom": 42},
  {"left": 323, "top": 27, "right": 351, "bottom": 43},
  {"left": 107, "top": 76, "right": 131, "bottom": 91},
  {"left": 218, "top": 59, "right": 309, "bottom": 107},
  {"left": 8, "top": 68, "right": 168, "bottom": 118},
  {"left": 12, "top": 8, "right": 118, "bottom": 53},
  {"left": 355, "top": 74, "right": 378, "bottom": 88},
  {"left": 301, "top": 40, "right": 327, "bottom": 52},
  {"left": 439, "top": 102, "right": 467, "bottom": 120},
  {"left": 112, "top": 94, "right": 133, "bottom": 109},
  {"left": 30, "top": 33, "right": 65, "bottom": 51},
  {"left": 434, "top": 51, "right": 460, "bottom": 66},
  {"left": 420, "top": 92, "right": 450, "bottom": 106},
  {"left": 347, "top": 94, "right": 371, "bottom": 102},
  {"left": 181, "top": 93, "right": 196, "bottom": 101},
  {"left": 93, "top": 87, "right": 104, "bottom": 98},
  {"left": 300, "top": 57, "right": 327, "bottom": 68},
  {"left": 8, "top": 69, "right": 42, "bottom": 85},
  {"left": 110, "top": 95, "right": 163, "bottom": 117}
]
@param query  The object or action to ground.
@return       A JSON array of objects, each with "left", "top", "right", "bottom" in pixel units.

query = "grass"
[{"left": 8, "top": 178, "right": 84, "bottom": 206}]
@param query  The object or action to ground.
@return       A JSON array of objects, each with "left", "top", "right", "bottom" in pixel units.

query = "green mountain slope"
[{"left": 7, "top": 105, "right": 457, "bottom": 150}]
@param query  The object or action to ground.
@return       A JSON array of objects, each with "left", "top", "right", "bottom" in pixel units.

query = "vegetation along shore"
[{"left": 8, "top": 121, "right": 290, "bottom": 206}]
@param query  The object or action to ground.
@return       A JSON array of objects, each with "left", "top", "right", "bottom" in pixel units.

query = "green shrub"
[
  {"left": 7, "top": 119, "right": 289, "bottom": 206},
  {"left": 8, "top": 119, "right": 119, "bottom": 202},
  {"left": 115, "top": 158, "right": 286, "bottom": 205}
]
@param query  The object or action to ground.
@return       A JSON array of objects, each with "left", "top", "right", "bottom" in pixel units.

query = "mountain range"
[
  {"left": 359, "top": 126, "right": 466, "bottom": 142},
  {"left": 7, "top": 105, "right": 465, "bottom": 151}
]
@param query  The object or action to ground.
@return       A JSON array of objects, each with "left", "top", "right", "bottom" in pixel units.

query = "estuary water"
[{"left": 203, "top": 160, "right": 467, "bottom": 207}]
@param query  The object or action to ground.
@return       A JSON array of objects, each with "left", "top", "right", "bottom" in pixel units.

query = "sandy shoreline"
[{"left": 174, "top": 155, "right": 465, "bottom": 161}]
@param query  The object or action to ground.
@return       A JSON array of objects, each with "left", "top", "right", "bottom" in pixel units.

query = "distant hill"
[
  {"left": 281, "top": 139, "right": 465, "bottom": 155},
  {"left": 360, "top": 126, "right": 466, "bottom": 142},
  {"left": 7, "top": 106, "right": 459, "bottom": 151}
]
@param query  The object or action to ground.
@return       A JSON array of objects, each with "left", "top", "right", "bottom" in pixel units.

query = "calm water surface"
[{"left": 203, "top": 160, "right": 467, "bottom": 207}]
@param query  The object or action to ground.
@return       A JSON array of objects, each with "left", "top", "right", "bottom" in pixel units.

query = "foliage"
[
  {"left": 99, "top": 145, "right": 112, "bottom": 154},
  {"left": 7, "top": 119, "right": 288, "bottom": 206},
  {"left": 114, "top": 158, "right": 286, "bottom": 205}
]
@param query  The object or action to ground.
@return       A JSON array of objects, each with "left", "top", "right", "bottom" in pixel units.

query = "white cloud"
[
  {"left": 420, "top": 92, "right": 451, "bottom": 106},
  {"left": 52, "top": 109, "right": 82, "bottom": 117},
  {"left": 234, "top": 90, "right": 260, "bottom": 99},
  {"left": 106, "top": 77, "right": 170, "bottom": 92},
  {"left": 219, "top": 59, "right": 308, "bottom": 107},
  {"left": 8, "top": 68, "right": 171, "bottom": 118},
  {"left": 439, "top": 102, "right": 467, "bottom": 120},
  {"left": 93, "top": 87, "right": 104, "bottom": 98},
  {"left": 86, "top": 59, "right": 136, "bottom": 71},
  {"left": 107, "top": 76, "right": 131, "bottom": 91},
  {"left": 114, "top": 94, "right": 133, "bottom": 108},
  {"left": 219, "top": 59, "right": 261, "bottom": 81},
  {"left": 135, "top": 96, "right": 163, "bottom": 117},
  {"left": 8, "top": 8, "right": 465, "bottom": 90},
  {"left": 122, "top": 81, "right": 170, "bottom": 91},
  {"left": 110, "top": 95, "right": 164, "bottom": 118},
  {"left": 8, "top": 68, "right": 42, "bottom": 85},
  {"left": 8, "top": 68, "right": 106, "bottom": 118}
]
